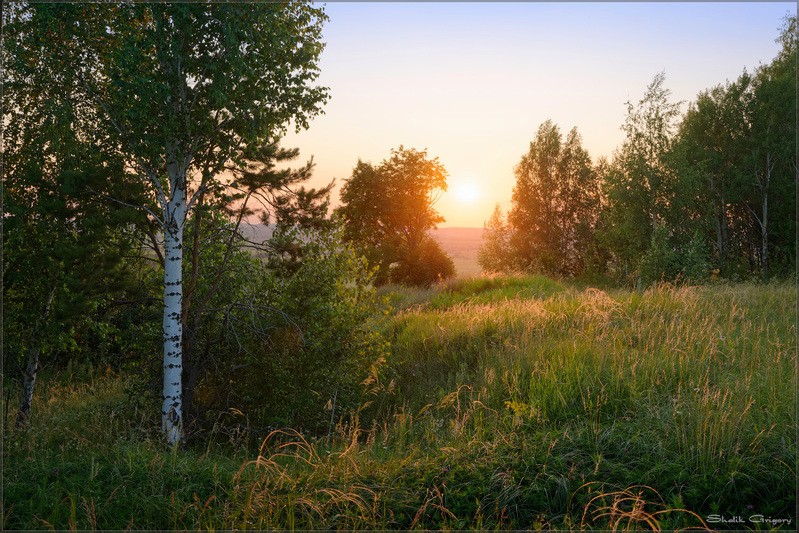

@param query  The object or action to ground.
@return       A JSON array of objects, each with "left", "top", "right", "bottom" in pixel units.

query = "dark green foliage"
[
  {"left": 7, "top": 2, "right": 330, "bottom": 175},
  {"left": 2, "top": 12, "right": 156, "bottom": 424},
  {"left": 668, "top": 74, "right": 754, "bottom": 276},
  {"left": 745, "top": 16, "right": 797, "bottom": 278},
  {"left": 124, "top": 209, "right": 388, "bottom": 440},
  {"left": 252, "top": 229, "right": 387, "bottom": 432},
  {"left": 4, "top": 1, "right": 332, "bottom": 442},
  {"left": 186, "top": 226, "right": 388, "bottom": 437},
  {"left": 597, "top": 19, "right": 796, "bottom": 284},
  {"left": 235, "top": 142, "right": 334, "bottom": 233},
  {"left": 336, "top": 161, "right": 389, "bottom": 276},
  {"left": 390, "top": 237, "right": 455, "bottom": 287},
  {"left": 597, "top": 73, "right": 683, "bottom": 283},
  {"left": 177, "top": 139, "right": 335, "bottom": 433},
  {"left": 639, "top": 226, "right": 711, "bottom": 284},
  {"left": 596, "top": 17, "right": 796, "bottom": 282},
  {"left": 667, "top": 19, "right": 796, "bottom": 280},
  {"left": 337, "top": 146, "right": 455, "bottom": 286}
]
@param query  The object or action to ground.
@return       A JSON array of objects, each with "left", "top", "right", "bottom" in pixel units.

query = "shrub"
[
  {"left": 640, "top": 226, "right": 710, "bottom": 284},
  {"left": 193, "top": 225, "right": 388, "bottom": 437},
  {"left": 390, "top": 237, "right": 455, "bottom": 287}
]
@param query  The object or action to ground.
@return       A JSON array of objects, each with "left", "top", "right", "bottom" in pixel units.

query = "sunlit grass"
[
  {"left": 377, "top": 280, "right": 795, "bottom": 526},
  {"left": 4, "top": 278, "right": 795, "bottom": 529}
]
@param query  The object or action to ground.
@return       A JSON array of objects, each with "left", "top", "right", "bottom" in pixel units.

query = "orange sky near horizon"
[{"left": 283, "top": 2, "right": 792, "bottom": 228}]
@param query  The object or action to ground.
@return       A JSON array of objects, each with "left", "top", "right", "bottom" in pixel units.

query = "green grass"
[
  {"left": 4, "top": 277, "right": 796, "bottom": 529},
  {"left": 377, "top": 274, "right": 565, "bottom": 312},
  {"left": 3, "top": 374, "right": 245, "bottom": 529}
]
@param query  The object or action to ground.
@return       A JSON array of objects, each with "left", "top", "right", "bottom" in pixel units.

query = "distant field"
[
  {"left": 431, "top": 227, "right": 483, "bottom": 277},
  {"left": 239, "top": 224, "right": 485, "bottom": 277}
]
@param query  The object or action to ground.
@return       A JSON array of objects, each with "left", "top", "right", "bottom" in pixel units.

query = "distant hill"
[{"left": 238, "top": 224, "right": 484, "bottom": 277}]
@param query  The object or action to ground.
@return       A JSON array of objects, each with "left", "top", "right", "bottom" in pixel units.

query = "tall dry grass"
[{"left": 4, "top": 278, "right": 795, "bottom": 530}]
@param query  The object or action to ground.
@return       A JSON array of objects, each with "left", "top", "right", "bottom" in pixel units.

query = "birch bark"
[
  {"left": 16, "top": 288, "right": 55, "bottom": 428},
  {"left": 760, "top": 158, "right": 770, "bottom": 279},
  {"left": 160, "top": 149, "right": 188, "bottom": 445}
]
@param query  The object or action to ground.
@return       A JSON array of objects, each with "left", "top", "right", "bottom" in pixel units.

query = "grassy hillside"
[{"left": 4, "top": 276, "right": 795, "bottom": 530}]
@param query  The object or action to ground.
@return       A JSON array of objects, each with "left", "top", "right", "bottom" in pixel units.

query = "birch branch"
[
  {"left": 77, "top": 76, "right": 169, "bottom": 210},
  {"left": 87, "top": 187, "right": 165, "bottom": 228}
]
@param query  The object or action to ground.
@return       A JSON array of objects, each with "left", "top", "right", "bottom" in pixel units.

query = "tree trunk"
[
  {"left": 760, "top": 152, "right": 772, "bottom": 280},
  {"left": 180, "top": 192, "right": 204, "bottom": 436},
  {"left": 714, "top": 203, "right": 731, "bottom": 272},
  {"left": 720, "top": 206, "right": 729, "bottom": 268},
  {"left": 16, "top": 288, "right": 55, "bottom": 428},
  {"left": 17, "top": 344, "right": 42, "bottom": 428},
  {"left": 716, "top": 210, "right": 724, "bottom": 272},
  {"left": 761, "top": 191, "right": 769, "bottom": 279},
  {"left": 161, "top": 170, "right": 187, "bottom": 446}
]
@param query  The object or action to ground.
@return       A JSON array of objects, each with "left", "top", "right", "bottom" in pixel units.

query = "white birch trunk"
[
  {"left": 161, "top": 154, "right": 187, "bottom": 445},
  {"left": 761, "top": 190, "right": 769, "bottom": 278},
  {"left": 755, "top": 152, "right": 773, "bottom": 279},
  {"left": 16, "top": 288, "right": 55, "bottom": 427},
  {"left": 17, "top": 346, "right": 42, "bottom": 427}
]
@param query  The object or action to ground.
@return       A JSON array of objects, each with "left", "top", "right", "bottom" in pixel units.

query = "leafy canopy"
[
  {"left": 337, "top": 146, "right": 454, "bottom": 285},
  {"left": 508, "top": 121, "right": 599, "bottom": 276}
]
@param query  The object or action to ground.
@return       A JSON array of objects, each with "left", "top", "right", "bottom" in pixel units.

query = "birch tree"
[
  {"left": 477, "top": 205, "right": 512, "bottom": 273},
  {"left": 5, "top": 3, "right": 329, "bottom": 444},
  {"left": 745, "top": 17, "right": 796, "bottom": 278},
  {"left": 599, "top": 74, "right": 682, "bottom": 281},
  {"left": 668, "top": 16, "right": 796, "bottom": 278},
  {"left": 669, "top": 75, "right": 754, "bottom": 273},
  {"left": 3, "top": 4, "right": 148, "bottom": 426},
  {"left": 507, "top": 121, "right": 598, "bottom": 276}
]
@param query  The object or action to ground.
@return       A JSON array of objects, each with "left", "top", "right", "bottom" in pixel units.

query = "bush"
[
  {"left": 389, "top": 237, "right": 455, "bottom": 287},
  {"left": 640, "top": 226, "right": 710, "bottom": 284},
  {"left": 192, "top": 225, "right": 388, "bottom": 437}
]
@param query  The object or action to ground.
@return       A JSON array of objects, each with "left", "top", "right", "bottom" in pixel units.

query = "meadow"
[{"left": 3, "top": 275, "right": 796, "bottom": 530}]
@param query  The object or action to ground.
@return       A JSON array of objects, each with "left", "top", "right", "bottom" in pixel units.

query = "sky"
[{"left": 283, "top": 2, "right": 794, "bottom": 228}]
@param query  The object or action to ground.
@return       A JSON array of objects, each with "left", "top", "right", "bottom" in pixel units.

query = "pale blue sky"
[{"left": 284, "top": 2, "right": 794, "bottom": 227}]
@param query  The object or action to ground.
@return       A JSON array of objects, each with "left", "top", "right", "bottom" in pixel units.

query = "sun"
[{"left": 452, "top": 181, "right": 481, "bottom": 203}]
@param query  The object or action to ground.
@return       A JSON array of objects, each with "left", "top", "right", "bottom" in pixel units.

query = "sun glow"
[{"left": 452, "top": 181, "right": 481, "bottom": 203}]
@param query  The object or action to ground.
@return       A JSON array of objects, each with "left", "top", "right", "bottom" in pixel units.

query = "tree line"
[{"left": 479, "top": 17, "right": 796, "bottom": 285}]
